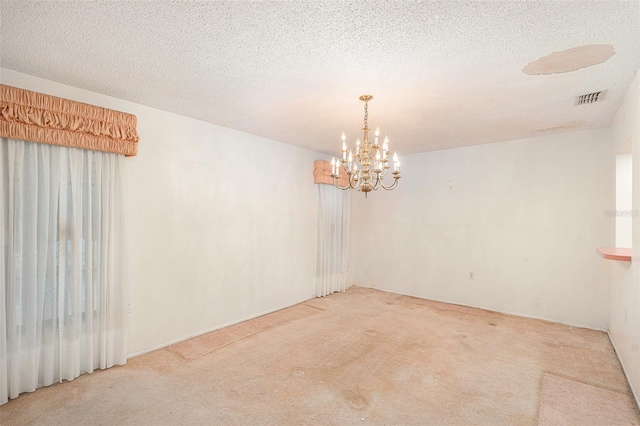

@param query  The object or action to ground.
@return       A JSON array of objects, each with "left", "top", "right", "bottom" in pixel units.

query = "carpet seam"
[
  {"left": 169, "top": 306, "right": 322, "bottom": 362},
  {"left": 126, "top": 295, "right": 315, "bottom": 359},
  {"left": 541, "top": 371, "right": 631, "bottom": 396}
]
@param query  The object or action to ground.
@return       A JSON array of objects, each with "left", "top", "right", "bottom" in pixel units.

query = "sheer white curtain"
[
  {"left": 0, "top": 138, "right": 127, "bottom": 405},
  {"left": 314, "top": 184, "right": 350, "bottom": 297}
]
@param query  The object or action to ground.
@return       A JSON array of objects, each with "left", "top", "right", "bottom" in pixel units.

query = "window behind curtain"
[{"left": 1, "top": 138, "right": 128, "bottom": 405}]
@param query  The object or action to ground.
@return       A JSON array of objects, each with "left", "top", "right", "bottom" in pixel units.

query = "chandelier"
[{"left": 330, "top": 95, "right": 401, "bottom": 196}]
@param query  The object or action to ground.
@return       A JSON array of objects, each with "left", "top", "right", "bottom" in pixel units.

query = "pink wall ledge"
[{"left": 596, "top": 247, "right": 632, "bottom": 262}]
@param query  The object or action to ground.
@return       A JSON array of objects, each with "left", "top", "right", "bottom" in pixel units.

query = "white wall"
[
  {"left": 608, "top": 70, "right": 640, "bottom": 404},
  {"left": 2, "top": 66, "right": 635, "bottom": 372},
  {"left": 0, "top": 68, "right": 321, "bottom": 356},
  {"left": 351, "top": 128, "right": 612, "bottom": 330},
  {"left": 616, "top": 153, "right": 633, "bottom": 248}
]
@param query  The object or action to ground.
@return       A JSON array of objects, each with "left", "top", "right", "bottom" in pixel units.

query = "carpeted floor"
[
  {"left": 538, "top": 373, "right": 638, "bottom": 425},
  {"left": 1, "top": 286, "right": 638, "bottom": 425}
]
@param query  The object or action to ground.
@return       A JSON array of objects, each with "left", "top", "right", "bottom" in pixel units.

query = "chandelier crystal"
[{"left": 330, "top": 95, "right": 401, "bottom": 196}]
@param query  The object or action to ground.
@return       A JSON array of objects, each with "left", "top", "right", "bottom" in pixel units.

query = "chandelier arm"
[
  {"left": 372, "top": 173, "right": 381, "bottom": 191},
  {"left": 336, "top": 173, "right": 358, "bottom": 189},
  {"left": 332, "top": 174, "right": 352, "bottom": 190},
  {"left": 351, "top": 171, "right": 364, "bottom": 190},
  {"left": 351, "top": 172, "right": 362, "bottom": 190},
  {"left": 380, "top": 178, "right": 400, "bottom": 191}
]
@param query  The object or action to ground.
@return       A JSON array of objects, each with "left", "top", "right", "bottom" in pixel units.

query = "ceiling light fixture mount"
[{"left": 330, "top": 95, "right": 401, "bottom": 197}]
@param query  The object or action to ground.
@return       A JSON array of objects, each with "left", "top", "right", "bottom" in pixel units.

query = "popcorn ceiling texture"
[{"left": 0, "top": 1, "right": 638, "bottom": 154}]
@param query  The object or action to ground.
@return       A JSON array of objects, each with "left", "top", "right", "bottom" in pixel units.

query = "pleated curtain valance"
[
  {"left": 0, "top": 84, "right": 139, "bottom": 156},
  {"left": 313, "top": 160, "right": 348, "bottom": 186}
]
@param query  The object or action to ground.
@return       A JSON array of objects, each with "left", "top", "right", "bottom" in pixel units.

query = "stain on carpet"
[{"left": 344, "top": 386, "right": 371, "bottom": 410}]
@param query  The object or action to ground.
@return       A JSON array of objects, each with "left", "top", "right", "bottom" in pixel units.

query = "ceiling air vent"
[{"left": 575, "top": 91, "right": 604, "bottom": 106}]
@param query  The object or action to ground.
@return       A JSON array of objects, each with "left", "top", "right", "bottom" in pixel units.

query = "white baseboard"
[
  {"left": 607, "top": 331, "right": 640, "bottom": 410},
  {"left": 126, "top": 295, "right": 313, "bottom": 359}
]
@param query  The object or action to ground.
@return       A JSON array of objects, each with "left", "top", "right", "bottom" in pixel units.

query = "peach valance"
[
  {"left": 0, "top": 84, "right": 139, "bottom": 156},
  {"left": 313, "top": 160, "right": 348, "bottom": 186}
]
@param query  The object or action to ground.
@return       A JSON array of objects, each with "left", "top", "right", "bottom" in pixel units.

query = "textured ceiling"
[{"left": 1, "top": 1, "right": 639, "bottom": 155}]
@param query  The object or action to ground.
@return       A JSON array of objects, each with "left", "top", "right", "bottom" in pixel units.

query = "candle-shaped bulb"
[
  {"left": 331, "top": 157, "right": 336, "bottom": 166},
  {"left": 375, "top": 150, "right": 381, "bottom": 161},
  {"left": 356, "top": 138, "right": 361, "bottom": 146},
  {"left": 336, "top": 165, "right": 340, "bottom": 177},
  {"left": 375, "top": 127, "right": 380, "bottom": 137},
  {"left": 393, "top": 151, "right": 398, "bottom": 162},
  {"left": 341, "top": 132, "right": 346, "bottom": 142},
  {"left": 342, "top": 141, "right": 347, "bottom": 152},
  {"left": 348, "top": 150, "right": 353, "bottom": 163}
]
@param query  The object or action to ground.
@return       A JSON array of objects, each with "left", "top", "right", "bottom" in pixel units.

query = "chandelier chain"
[{"left": 363, "top": 100, "right": 368, "bottom": 130}]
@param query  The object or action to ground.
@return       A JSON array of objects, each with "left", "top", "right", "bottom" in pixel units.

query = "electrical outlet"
[{"left": 469, "top": 272, "right": 474, "bottom": 280}]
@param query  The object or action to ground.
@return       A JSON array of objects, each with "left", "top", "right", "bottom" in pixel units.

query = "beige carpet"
[
  {"left": 538, "top": 373, "right": 640, "bottom": 425},
  {"left": 0, "top": 286, "right": 637, "bottom": 425}
]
